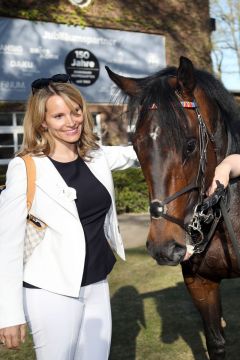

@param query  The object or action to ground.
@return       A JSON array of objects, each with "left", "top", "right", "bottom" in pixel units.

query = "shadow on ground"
[{"left": 110, "top": 278, "right": 240, "bottom": 360}]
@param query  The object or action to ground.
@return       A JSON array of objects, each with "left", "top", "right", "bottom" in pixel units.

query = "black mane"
[{"left": 125, "top": 66, "right": 240, "bottom": 153}]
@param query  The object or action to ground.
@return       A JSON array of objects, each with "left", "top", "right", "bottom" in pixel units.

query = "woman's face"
[{"left": 42, "top": 95, "right": 84, "bottom": 147}]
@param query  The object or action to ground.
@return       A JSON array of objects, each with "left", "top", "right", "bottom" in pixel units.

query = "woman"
[
  {"left": 207, "top": 154, "right": 240, "bottom": 195},
  {"left": 0, "top": 74, "right": 137, "bottom": 359}
]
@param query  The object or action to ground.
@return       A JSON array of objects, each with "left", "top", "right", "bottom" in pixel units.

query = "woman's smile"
[{"left": 64, "top": 126, "right": 81, "bottom": 136}]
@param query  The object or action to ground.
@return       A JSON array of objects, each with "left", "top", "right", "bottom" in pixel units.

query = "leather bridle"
[{"left": 149, "top": 91, "right": 217, "bottom": 247}]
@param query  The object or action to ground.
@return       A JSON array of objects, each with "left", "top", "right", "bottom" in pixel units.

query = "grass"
[
  {"left": 1, "top": 246, "right": 240, "bottom": 359},
  {"left": 109, "top": 247, "right": 208, "bottom": 360}
]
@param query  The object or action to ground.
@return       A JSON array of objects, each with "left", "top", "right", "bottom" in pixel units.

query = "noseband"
[
  {"left": 150, "top": 182, "right": 198, "bottom": 232},
  {"left": 149, "top": 92, "right": 218, "bottom": 251}
]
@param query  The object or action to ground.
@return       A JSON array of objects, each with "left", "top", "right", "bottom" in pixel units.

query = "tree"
[{"left": 210, "top": 0, "right": 240, "bottom": 84}]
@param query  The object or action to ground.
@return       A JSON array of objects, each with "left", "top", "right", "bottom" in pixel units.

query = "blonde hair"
[{"left": 18, "top": 82, "right": 99, "bottom": 159}]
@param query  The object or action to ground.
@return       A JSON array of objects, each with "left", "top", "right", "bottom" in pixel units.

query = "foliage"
[
  {"left": 0, "top": 166, "right": 148, "bottom": 213},
  {"left": 112, "top": 168, "right": 148, "bottom": 214},
  {"left": 0, "top": 166, "right": 7, "bottom": 186},
  {"left": 0, "top": 177, "right": 5, "bottom": 186}
]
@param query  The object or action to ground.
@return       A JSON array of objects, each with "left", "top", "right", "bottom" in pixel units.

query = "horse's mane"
[{"left": 125, "top": 66, "right": 240, "bottom": 153}]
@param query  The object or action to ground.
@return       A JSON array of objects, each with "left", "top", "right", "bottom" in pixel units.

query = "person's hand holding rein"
[
  {"left": 207, "top": 154, "right": 240, "bottom": 196},
  {"left": 207, "top": 162, "right": 231, "bottom": 196},
  {"left": 0, "top": 324, "right": 26, "bottom": 349}
]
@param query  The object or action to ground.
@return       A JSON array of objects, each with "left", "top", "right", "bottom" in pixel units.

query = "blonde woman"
[{"left": 0, "top": 74, "right": 137, "bottom": 359}]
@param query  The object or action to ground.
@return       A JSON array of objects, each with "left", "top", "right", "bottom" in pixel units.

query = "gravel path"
[{"left": 117, "top": 213, "right": 150, "bottom": 249}]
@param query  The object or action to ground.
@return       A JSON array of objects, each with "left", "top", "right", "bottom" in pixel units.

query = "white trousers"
[{"left": 23, "top": 279, "right": 112, "bottom": 360}]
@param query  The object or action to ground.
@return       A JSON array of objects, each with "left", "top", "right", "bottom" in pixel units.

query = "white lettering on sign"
[
  {"left": 147, "top": 53, "right": 161, "bottom": 65},
  {"left": 74, "top": 50, "right": 90, "bottom": 59},
  {"left": 30, "top": 47, "right": 59, "bottom": 60},
  {"left": 0, "top": 44, "right": 23, "bottom": 54},
  {"left": 0, "top": 81, "right": 25, "bottom": 90},
  {"left": 10, "top": 60, "right": 34, "bottom": 69},
  {"left": 42, "top": 31, "right": 117, "bottom": 46},
  {"left": 71, "top": 59, "right": 95, "bottom": 68}
]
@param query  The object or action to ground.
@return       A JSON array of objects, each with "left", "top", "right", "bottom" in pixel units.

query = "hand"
[
  {"left": 207, "top": 163, "right": 230, "bottom": 196},
  {"left": 0, "top": 324, "right": 26, "bottom": 349},
  {"left": 207, "top": 176, "right": 229, "bottom": 196}
]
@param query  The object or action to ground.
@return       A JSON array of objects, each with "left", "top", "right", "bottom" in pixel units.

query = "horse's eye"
[{"left": 186, "top": 139, "right": 197, "bottom": 155}]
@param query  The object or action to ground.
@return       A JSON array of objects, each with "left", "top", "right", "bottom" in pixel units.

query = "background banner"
[{"left": 0, "top": 17, "right": 166, "bottom": 103}]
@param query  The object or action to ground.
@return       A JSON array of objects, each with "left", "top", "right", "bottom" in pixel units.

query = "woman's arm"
[
  {"left": 207, "top": 154, "right": 240, "bottom": 195},
  {"left": 101, "top": 145, "right": 138, "bottom": 171},
  {"left": 0, "top": 157, "right": 28, "bottom": 336}
]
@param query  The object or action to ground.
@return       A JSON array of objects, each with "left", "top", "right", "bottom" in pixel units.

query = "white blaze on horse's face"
[{"left": 149, "top": 126, "right": 160, "bottom": 141}]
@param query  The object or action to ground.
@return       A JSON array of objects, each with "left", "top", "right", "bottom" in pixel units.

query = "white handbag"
[{"left": 22, "top": 155, "right": 47, "bottom": 264}]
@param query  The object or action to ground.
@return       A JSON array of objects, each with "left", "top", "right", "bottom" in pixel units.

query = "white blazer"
[{"left": 0, "top": 145, "right": 137, "bottom": 329}]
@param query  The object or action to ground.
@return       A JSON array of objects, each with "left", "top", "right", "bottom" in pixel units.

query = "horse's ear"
[
  {"left": 105, "top": 66, "right": 140, "bottom": 96},
  {"left": 177, "top": 56, "right": 196, "bottom": 95}
]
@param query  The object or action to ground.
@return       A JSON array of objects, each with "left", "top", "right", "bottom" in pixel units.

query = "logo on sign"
[
  {"left": 65, "top": 48, "right": 100, "bottom": 87},
  {"left": 68, "top": 0, "right": 92, "bottom": 8}
]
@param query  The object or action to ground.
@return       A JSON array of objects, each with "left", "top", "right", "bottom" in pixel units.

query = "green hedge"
[
  {"left": 0, "top": 166, "right": 148, "bottom": 214},
  {"left": 0, "top": 166, "right": 7, "bottom": 186},
  {"left": 113, "top": 168, "right": 148, "bottom": 214},
  {"left": 0, "top": 175, "right": 5, "bottom": 186}
]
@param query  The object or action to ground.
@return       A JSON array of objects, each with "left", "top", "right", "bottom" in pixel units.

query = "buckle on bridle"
[
  {"left": 149, "top": 199, "right": 167, "bottom": 219},
  {"left": 187, "top": 204, "right": 204, "bottom": 238}
]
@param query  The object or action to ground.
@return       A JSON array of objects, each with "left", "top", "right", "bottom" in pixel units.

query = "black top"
[{"left": 23, "top": 156, "right": 116, "bottom": 289}]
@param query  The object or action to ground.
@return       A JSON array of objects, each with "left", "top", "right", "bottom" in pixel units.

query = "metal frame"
[{"left": 0, "top": 112, "right": 24, "bottom": 165}]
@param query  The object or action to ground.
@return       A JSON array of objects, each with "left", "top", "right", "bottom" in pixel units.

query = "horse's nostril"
[{"left": 147, "top": 239, "right": 186, "bottom": 265}]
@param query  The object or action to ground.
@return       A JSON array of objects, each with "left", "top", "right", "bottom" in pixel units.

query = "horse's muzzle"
[{"left": 146, "top": 239, "right": 186, "bottom": 265}]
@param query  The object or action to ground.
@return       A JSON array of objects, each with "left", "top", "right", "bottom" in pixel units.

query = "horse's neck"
[
  {"left": 214, "top": 122, "right": 229, "bottom": 162},
  {"left": 228, "top": 182, "right": 240, "bottom": 226}
]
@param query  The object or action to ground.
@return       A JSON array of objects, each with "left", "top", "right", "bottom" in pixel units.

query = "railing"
[{"left": 0, "top": 112, "right": 24, "bottom": 165}]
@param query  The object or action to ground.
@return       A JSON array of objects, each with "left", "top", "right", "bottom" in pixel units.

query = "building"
[{"left": 0, "top": 0, "right": 212, "bottom": 177}]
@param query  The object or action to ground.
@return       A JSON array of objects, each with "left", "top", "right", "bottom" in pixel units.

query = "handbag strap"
[{"left": 21, "top": 155, "right": 36, "bottom": 212}]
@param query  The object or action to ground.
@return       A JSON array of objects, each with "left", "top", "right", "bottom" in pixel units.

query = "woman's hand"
[
  {"left": 207, "top": 163, "right": 231, "bottom": 196},
  {"left": 0, "top": 324, "right": 26, "bottom": 349},
  {"left": 207, "top": 154, "right": 240, "bottom": 196}
]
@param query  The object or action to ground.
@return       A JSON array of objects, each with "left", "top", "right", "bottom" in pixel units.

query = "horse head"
[{"left": 106, "top": 56, "right": 238, "bottom": 266}]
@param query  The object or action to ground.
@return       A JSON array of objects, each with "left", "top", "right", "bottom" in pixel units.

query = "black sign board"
[{"left": 65, "top": 48, "right": 100, "bottom": 86}]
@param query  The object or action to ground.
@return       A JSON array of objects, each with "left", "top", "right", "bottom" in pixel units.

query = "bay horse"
[{"left": 106, "top": 56, "right": 240, "bottom": 360}]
